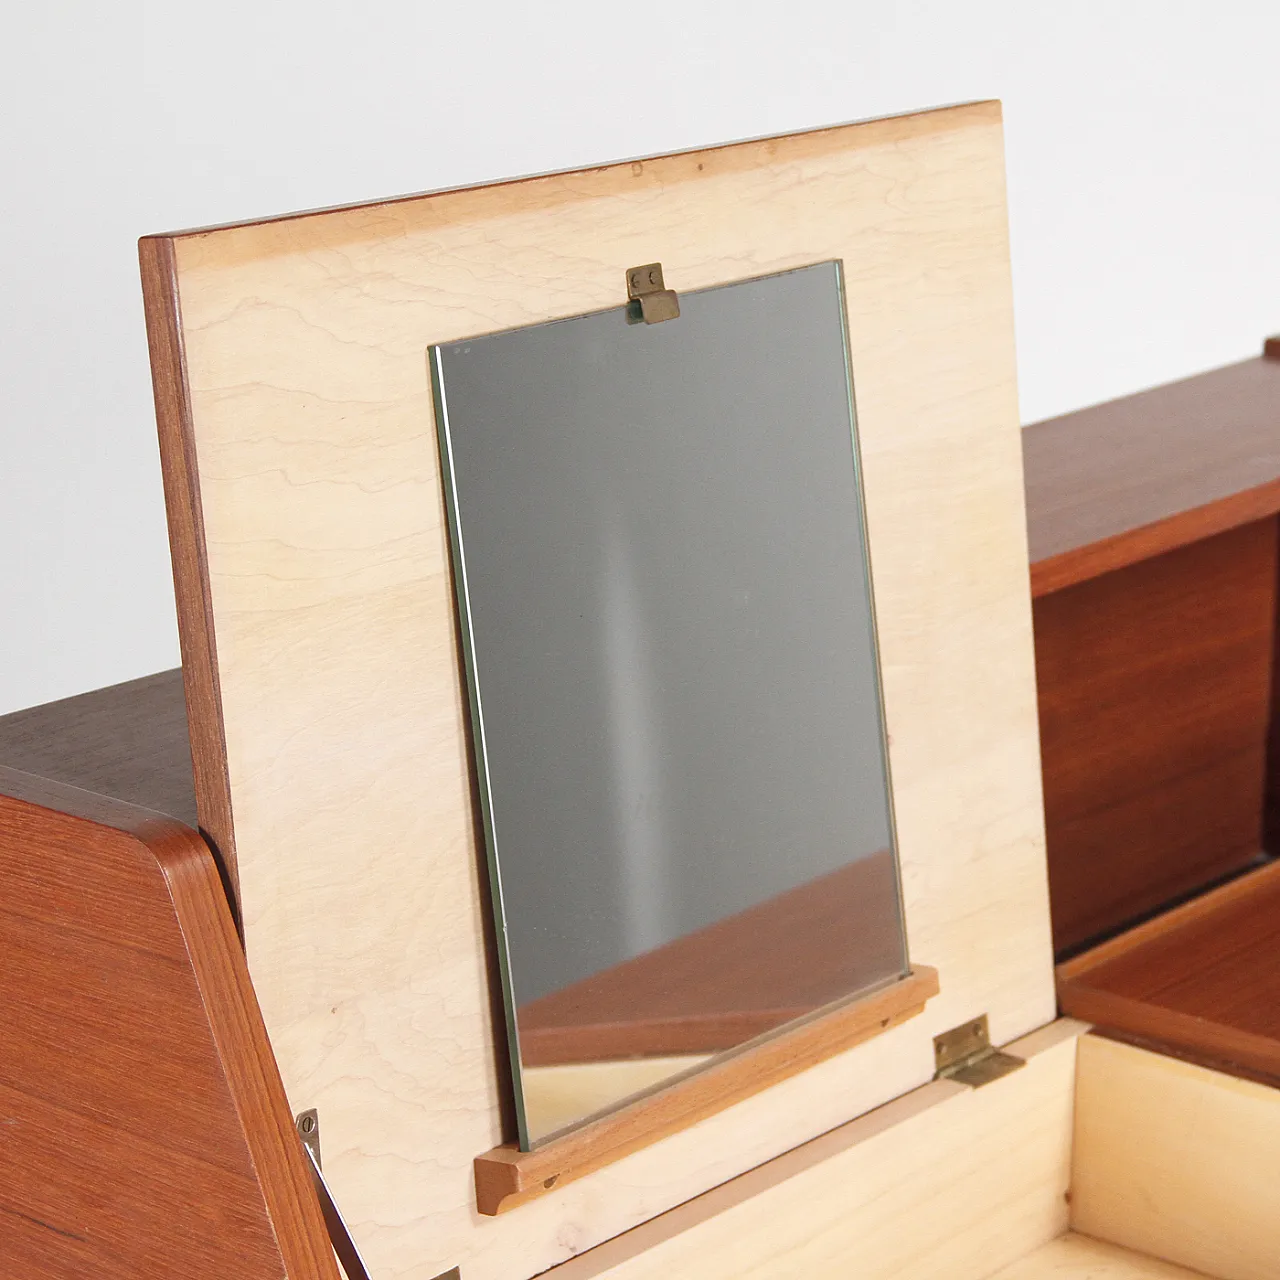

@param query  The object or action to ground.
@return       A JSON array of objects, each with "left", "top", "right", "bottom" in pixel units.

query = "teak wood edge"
[
  {"left": 474, "top": 964, "right": 938, "bottom": 1215},
  {"left": 138, "top": 237, "right": 238, "bottom": 899},
  {"left": 1030, "top": 477, "right": 1280, "bottom": 598},
  {"left": 1028, "top": 336, "right": 1280, "bottom": 598},
  {"left": 0, "top": 766, "right": 338, "bottom": 1280}
]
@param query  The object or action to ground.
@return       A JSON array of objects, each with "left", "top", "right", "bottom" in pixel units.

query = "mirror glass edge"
[
  {"left": 430, "top": 345, "right": 533, "bottom": 1145},
  {"left": 831, "top": 260, "right": 913, "bottom": 979}
]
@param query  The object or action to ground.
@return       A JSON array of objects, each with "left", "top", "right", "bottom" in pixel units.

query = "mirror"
[{"left": 431, "top": 262, "right": 906, "bottom": 1149}]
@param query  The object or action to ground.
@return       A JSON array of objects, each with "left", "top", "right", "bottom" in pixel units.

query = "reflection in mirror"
[{"left": 431, "top": 262, "right": 906, "bottom": 1149}]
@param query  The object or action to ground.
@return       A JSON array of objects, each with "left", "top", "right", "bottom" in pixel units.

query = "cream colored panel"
[
  {"left": 550, "top": 1023, "right": 1078, "bottom": 1279},
  {"left": 990, "top": 1234, "right": 1215, "bottom": 1279},
  {"left": 1073, "top": 1034, "right": 1280, "bottom": 1280},
  {"left": 169, "top": 101, "right": 1052, "bottom": 1278}
]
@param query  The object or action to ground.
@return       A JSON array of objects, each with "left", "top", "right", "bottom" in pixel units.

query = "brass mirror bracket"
[
  {"left": 626, "top": 262, "right": 680, "bottom": 324},
  {"left": 932, "top": 1014, "right": 1025, "bottom": 1088}
]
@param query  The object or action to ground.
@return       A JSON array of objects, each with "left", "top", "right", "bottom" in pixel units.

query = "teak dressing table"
[{"left": 2, "top": 103, "right": 1279, "bottom": 1280}]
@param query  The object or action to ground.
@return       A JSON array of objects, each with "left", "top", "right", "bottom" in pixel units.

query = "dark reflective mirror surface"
[{"left": 431, "top": 262, "right": 906, "bottom": 1148}]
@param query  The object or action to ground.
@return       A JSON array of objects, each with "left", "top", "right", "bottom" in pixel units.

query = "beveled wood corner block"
[{"left": 474, "top": 965, "right": 939, "bottom": 1215}]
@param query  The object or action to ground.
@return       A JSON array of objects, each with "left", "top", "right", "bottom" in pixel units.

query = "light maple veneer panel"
[
  {"left": 990, "top": 1234, "right": 1213, "bottom": 1280},
  {"left": 155, "top": 101, "right": 1053, "bottom": 1279},
  {"left": 544, "top": 1023, "right": 1078, "bottom": 1280},
  {"left": 1073, "top": 1035, "right": 1280, "bottom": 1280}
]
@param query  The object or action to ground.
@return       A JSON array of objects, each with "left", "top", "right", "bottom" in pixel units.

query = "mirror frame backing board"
[{"left": 140, "top": 100, "right": 1053, "bottom": 1280}]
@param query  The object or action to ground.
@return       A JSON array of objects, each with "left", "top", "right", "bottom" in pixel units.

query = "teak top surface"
[
  {"left": 1024, "top": 353, "right": 1280, "bottom": 592},
  {"left": 0, "top": 670, "right": 196, "bottom": 825}
]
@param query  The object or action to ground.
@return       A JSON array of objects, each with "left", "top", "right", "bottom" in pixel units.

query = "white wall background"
[{"left": 1, "top": 1, "right": 1277, "bottom": 715}]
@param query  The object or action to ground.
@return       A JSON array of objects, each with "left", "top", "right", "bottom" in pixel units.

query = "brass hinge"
[
  {"left": 932, "top": 1014, "right": 1025, "bottom": 1088},
  {"left": 626, "top": 262, "right": 680, "bottom": 324}
]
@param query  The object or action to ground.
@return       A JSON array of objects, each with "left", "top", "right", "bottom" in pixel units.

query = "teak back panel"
[
  {"left": 1024, "top": 353, "right": 1280, "bottom": 953},
  {"left": 142, "top": 102, "right": 1054, "bottom": 1279},
  {"left": 0, "top": 768, "right": 336, "bottom": 1280},
  {"left": 1035, "top": 519, "right": 1277, "bottom": 951}
]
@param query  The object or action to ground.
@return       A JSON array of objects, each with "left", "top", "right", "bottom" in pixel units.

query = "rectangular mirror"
[{"left": 431, "top": 261, "right": 907, "bottom": 1150}]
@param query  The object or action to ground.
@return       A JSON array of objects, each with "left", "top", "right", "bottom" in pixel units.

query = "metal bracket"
[
  {"left": 295, "top": 1109, "right": 374, "bottom": 1280},
  {"left": 295, "top": 1111, "right": 460, "bottom": 1280},
  {"left": 932, "top": 1014, "right": 1025, "bottom": 1088},
  {"left": 626, "top": 262, "right": 680, "bottom": 324}
]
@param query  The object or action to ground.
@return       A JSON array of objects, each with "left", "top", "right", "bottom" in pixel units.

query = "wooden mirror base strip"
[{"left": 474, "top": 964, "right": 938, "bottom": 1215}]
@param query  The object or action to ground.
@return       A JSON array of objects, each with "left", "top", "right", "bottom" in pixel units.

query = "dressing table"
[{"left": 3, "top": 103, "right": 1279, "bottom": 1280}]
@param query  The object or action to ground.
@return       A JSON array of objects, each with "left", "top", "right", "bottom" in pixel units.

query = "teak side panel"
[
  {"left": 147, "top": 102, "right": 1054, "bottom": 1279},
  {"left": 1034, "top": 519, "right": 1276, "bottom": 952},
  {"left": 1073, "top": 1034, "right": 1280, "bottom": 1280},
  {"left": 544, "top": 1022, "right": 1079, "bottom": 1280},
  {"left": 0, "top": 767, "right": 337, "bottom": 1280}
]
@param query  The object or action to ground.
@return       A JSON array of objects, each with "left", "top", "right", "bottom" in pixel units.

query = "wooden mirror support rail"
[
  {"left": 1026, "top": 339, "right": 1280, "bottom": 1083},
  {"left": 474, "top": 965, "right": 938, "bottom": 1215}
]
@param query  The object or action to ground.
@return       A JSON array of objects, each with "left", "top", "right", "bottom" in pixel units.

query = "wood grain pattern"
[
  {"left": 139, "top": 238, "right": 238, "bottom": 898},
  {"left": 1033, "top": 519, "right": 1276, "bottom": 954},
  {"left": 517, "top": 852, "right": 903, "bottom": 1064},
  {"left": 0, "top": 669, "right": 195, "bottom": 825},
  {"left": 542, "top": 1020, "right": 1081, "bottom": 1280},
  {"left": 145, "top": 101, "right": 1053, "bottom": 1278},
  {"left": 1265, "top": 521, "right": 1280, "bottom": 855},
  {"left": 0, "top": 766, "right": 337, "bottom": 1280},
  {"left": 988, "top": 1235, "right": 1212, "bottom": 1280},
  {"left": 1072, "top": 1032, "right": 1280, "bottom": 1280},
  {"left": 1058, "top": 859, "right": 1280, "bottom": 1080},
  {"left": 476, "top": 966, "right": 937, "bottom": 1214},
  {"left": 1024, "top": 354, "right": 1280, "bottom": 596}
]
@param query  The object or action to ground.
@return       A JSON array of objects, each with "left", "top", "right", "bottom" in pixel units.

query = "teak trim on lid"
[
  {"left": 474, "top": 964, "right": 938, "bottom": 1215},
  {"left": 139, "top": 237, "right": 239, "bottom": 902}
]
